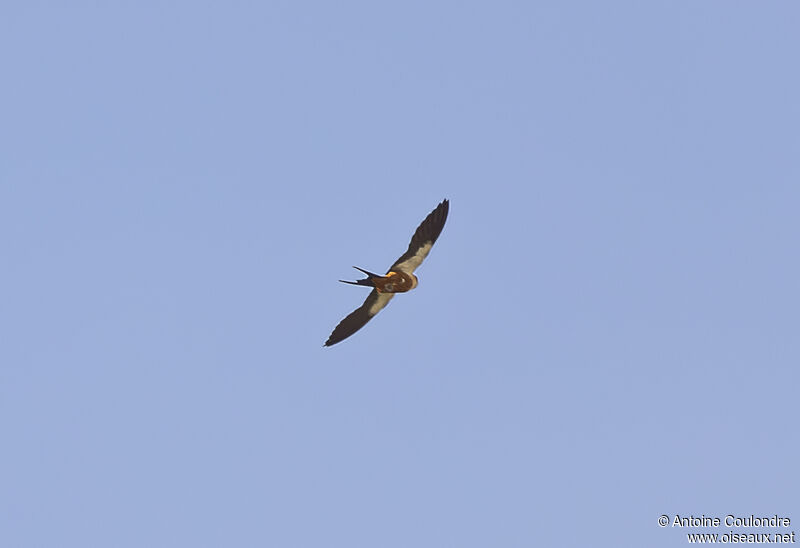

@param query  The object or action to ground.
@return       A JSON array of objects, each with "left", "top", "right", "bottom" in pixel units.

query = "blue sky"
[{"left": 2, "top": 2, "right": 798, "bottom": 547}]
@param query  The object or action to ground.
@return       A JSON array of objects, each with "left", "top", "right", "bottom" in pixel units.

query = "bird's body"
[
  {"left": 339, "top": 267, "right": 418, "bottom": 294},
  {"left": 324, "top": 199, "right": 449, "bottom": 347}
]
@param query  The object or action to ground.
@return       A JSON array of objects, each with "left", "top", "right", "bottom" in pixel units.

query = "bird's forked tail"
[{"left": 339, "top": 266, "right": 381, "bottom": 287}]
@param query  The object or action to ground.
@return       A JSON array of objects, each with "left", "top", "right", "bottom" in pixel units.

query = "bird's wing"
[
  {"left": 390, "top": 199, "right": 449, "bottom": 274},
  {"left": 324, "top": 289, "right": 395, "bottom": 346}
]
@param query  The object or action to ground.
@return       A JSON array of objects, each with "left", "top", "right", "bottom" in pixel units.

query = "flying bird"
[{"left": 324, "top": 199, "right": 449, "bottom": 346}]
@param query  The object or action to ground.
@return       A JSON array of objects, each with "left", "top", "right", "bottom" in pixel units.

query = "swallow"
[{"left": 324, "top": 199, "right": 449, "bottom": 347}]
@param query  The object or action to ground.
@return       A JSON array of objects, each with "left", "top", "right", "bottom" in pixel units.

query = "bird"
[{"left": 324, "top": 199, "right": 449, "bottom": 347}]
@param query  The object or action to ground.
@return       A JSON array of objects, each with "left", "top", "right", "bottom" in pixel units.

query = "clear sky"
[{"left": 2, "top": 2, "right": 798, "bottom": 547}]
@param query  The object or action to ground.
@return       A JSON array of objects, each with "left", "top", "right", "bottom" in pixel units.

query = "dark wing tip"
[
  {"left": 388, "top": 199, "right": 450, "bottom": 272},
  {"left": 324, "top": 290, "right": 386, "bottom": 347},
  {"left": 410, "top": 198, "right": 449, "bottom": 247},
  {"left": 411, "top": 200, "right": 450, "bottom": 245},
  {"left": 324, "top": 321, "right": 353, "bottom": 346},
  {"left": 324, "top": 309, "right": 370, "bottom": 347},
  {"left": 421, "top": 199, "right": 449, "bottom": 241}
]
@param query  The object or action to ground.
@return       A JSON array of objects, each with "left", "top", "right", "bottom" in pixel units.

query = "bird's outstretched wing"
[
  {"left": 390, "top": 199, "right": 449, "bottom": 274},
  {"left": 324, "top": 289, "right": 395, "bottom": 346}
]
